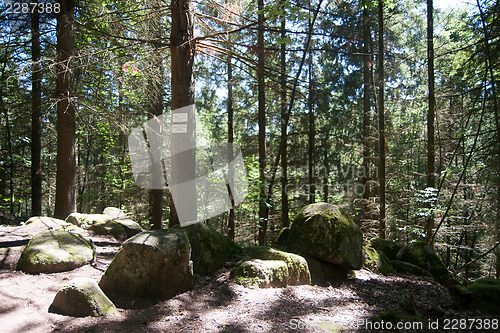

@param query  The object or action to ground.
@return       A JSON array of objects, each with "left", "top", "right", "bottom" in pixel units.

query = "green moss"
[
  {"left": 363, "top": 246, "right": 394, "bottom": 275},
  {"left": 272, "top": 227, "right": 289, "bottom": 248},
  {"left": 17, "top": 230, "right": 94, "bottom": 274},
  {"left": 287, "top": 203, "right": 363, "bottom": 269},
  {"left": 231, "top": 259, "right": 289, "bottom": 288},
  {"left": 368, "top": 238, "right": 403, "bottom": 261},
  {"left": 468, "top": 278, "right": 500, "bottom": 314},
  {"left": 396, "top": 242, "right": 449, "bottom": 281},
  {"left": 246, "top": 246, "right": 311, "bottom": 285},
  {"left": 391, "top": 260, "right": 433, "bottom": 277}
]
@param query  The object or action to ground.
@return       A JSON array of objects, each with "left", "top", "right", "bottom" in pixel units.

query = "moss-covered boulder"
[
  {"left": 23, "top": 216, "right": 89, "bottom": 238},
  {"left": 49, "top": 277, "right": 119, "bottom": 318},
  {"left": 396, "top": 242, "right": 449, "bottom": 281},
  {"left": 304, "top": 255, "right": 351, "bottom": 286},
  {"left": 287, "top": 203, "right": 363, "bottom": 269},
  {"left": 368, "top": 238, "right": 403, "bottom": 261},
  {"left": 363, "top": 246, "right": 394, "bottom": 275},
  {"left": 66, "top": 213, "right": 142, "bottom": 241},
  {"left": 16, "top": 230, "right": 95, "bottom": 274},
  {"left": 181, "top": 222, "right": 241, "bottom": 276},
  {"left": 390, "top": 260, "right": 432, "bottom": 277},
  {"left": 468, "top": 278, "right": 500, "bottom": 314},
  {"left": 231, "top": 259, "right": 289, "bottom": 288},
  {"left": 103, "top": 207, "right": 143, "bottom": 238},
  {"left": 99, "top": 229, "right": 193, "bottom": 299},
  {"left": 245, "top": 246, "right": 311, "bottom": 285},
  {"left": 272, "top": 227, "right": 290, "bottom": 248}
]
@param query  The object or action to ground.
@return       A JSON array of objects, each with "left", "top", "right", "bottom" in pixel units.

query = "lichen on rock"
[
  {"left": 16, "top": 229, "right": 95, "bottom": 274},
  {"left": 231, "top": 259, "right": 289, "bottom": 288}
]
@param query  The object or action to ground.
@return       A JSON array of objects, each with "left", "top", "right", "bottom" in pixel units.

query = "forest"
[{"left": 0, "top": 0, "right": 499, "bottom": 331}]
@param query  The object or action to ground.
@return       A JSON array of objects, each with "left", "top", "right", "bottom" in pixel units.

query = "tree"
[
  {"left": 425, "top": 0, "right": 436, "bottom": 248},
  {"left": 31, "top": 6, "right": 42, "bottom": 216},
  {"left": 170, "top": 0, "right": 196, "bottom": 226},
  {"left": 280, "top": 0, "right": 289, "bottom": 228},
  {"left": 257, "top": 0, "right": 267, "bottom": 245},
  {"left": 54, "top": 0, "right": 77, "bottom": 219},
  {"left": 377, "top": 0, "right": 385, "bottom": 239}
]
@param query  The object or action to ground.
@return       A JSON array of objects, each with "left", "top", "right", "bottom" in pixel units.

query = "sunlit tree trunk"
[{"left": 54, "top": 0, "right": 77, "bottom": 219}]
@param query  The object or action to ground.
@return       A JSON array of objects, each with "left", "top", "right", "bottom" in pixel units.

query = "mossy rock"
[
  {"left": 103, "top": 207, "right": 143, "bottom": 238},
  {"left": 22, "top": 216, "right": 89, "bottom": 238},
  {"left": 181, "top": 222, "right": 242, "bottom": 276},
  {"left": 66, "top": 213, "right": 129, "bottom": 241},
  {"left": 368, "top": 238, "right": 403, "bottom": 261},
  {"left": 287, "top": 203, "right": 363, "bottom": 269},
  {"left": 363, "top": 246, "right": 394, "bottom": 275},
  {"left": 16, "top": 229, "right": 95, "bottom": 274},
  {"left": 468, "top": 278, "right": 500, "bottom": 314},
  {"left": 99, "top": 229, "right": 193, "bottom": 299},
  {"left": 49, "top": 277, "right": 119, "bottom": 318},
  {"left": 272, "top": 227, "right": 290, "bottom": 248},
  {"left": 396, "top": 242, "right": 449, "bottom": 281},
  {"left": 303, "top": 255, "right": 351, "bottom": 286},
  {"left": 231, "top": 259, "right": 289, "bottom": 288},
  {"left": 390, "top": 260, "right": 433, "bottom": 277},
  {"left": 245, "top": 246, "right": 311, "bottom": 285}
]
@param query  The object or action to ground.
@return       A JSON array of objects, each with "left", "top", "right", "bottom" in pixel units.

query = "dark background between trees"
[{"left": 0, "top": 0, "right": 499, "bottom": 283}]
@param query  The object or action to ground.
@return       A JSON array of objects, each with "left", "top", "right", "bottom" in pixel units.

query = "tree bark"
[
  {"left": 227, "top": 36, "right": 235, "bottom": 240},
  {"left": 54, "top": 0, "right": 77, "bottom": 219},
  {"left": 280, "top": 0, "right": 289, "bottom": 228},
  {"left": 31, "top": 7, "right": 42, "bottom": 216},
  {"left": 377, "top": 0, "right": 386, "bottom": 239},
  {"left": 425, "top": 0, "right": 436, "bottom": 247},
  {"left": 362, "top": 0, "right": 371, "bottom": 222},
  {"left": 307, "top": 42, "right": 315, "bottom": 204},
  {"left": 170, "top": 0, "right": 196, "bottom": 226},
  {"left": 257, "top": 0, "right": 267, "bottom": 245},
  {"left": 148, "top": 0, "right": 166, "bottom": 230}
]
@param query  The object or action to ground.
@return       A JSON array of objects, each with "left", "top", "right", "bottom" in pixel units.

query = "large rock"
[
  {"left": 368, "top": 238, "right": 403, "bottom": 261},
  {"left": 66, "top": 213, "right": 142, "bottom": 241},
  {"left": 103, "top": 207, "right": 143, "bottom": 238},
  {"left": 303, "top": 255, "right": 351, "bottom": 286},
  {"left": 181, "top": 222, "right": 241, "bottom": 275},
  {"left": 363, "top": 246, "right": 394, "bottom": 275},
  {"left": 287, "top": 203, "right": 363, "bottom": 270},
  {"left": 231, "top": 259, "right": 289, "bottom": 288},
  {"left": 468, "top": 278, "right": 500, "bottom": 315},
  {"left": 16, "top": 229, "right": 94, "bottom": 274},
  {"left": 396, "top": 242, "right": 449, "bottom": 281},
  {"left": 99, "top": 229, "right": 193, "bottom": 299},
  {"left": 49, "top": 277, "right": 119, "bottom": 318},
  {"left": 245, "top": 246, "right": 310, "bottom": 285}
]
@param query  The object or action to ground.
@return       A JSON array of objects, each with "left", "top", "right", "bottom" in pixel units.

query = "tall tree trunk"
[
  {"left": 377, "top": 0, "right": 386, "bottom": 239},
  {"left": 362, "top": 0, "right": 371, "bottom": 222},
  {"left": 425, "top": 0, "right": 436, "bottom": 247},
  {"left": 170, "top": 0, "right": 196, "bottom": 226},
  {"left": 31, "top": 8, "right": 42, "bottom": 216},
  {"left": 475, "top": 0, "right": 500, "bottom": 278},
  {"left": 54, "top": 0, "right": 77, "bottom": 219},
  {"left": 280, "top": 1, "right": 289, "bottom": 227},
  {"left": 257, "top": 0, "right": 267, "bottom": 245},
  {"left": 308, "top": 45, "right": 315, "bottom": 204},
  {"left": 227, "top": 36, "right": 235, "bottom": 240},
  {"left": 148, "top": 0, "right": 165, "bottom": 230}
]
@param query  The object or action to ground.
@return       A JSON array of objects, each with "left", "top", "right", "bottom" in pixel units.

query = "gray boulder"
[
  {"left": 17, "top": 229, "right": 94, "bottom": 274},
  {"left": 66, "top": 213, "right": 142, "bottom": 241},
  {"left": 49, "top": 277, "right": 119, "bottom": 318},
  {"left": 287, "top": 203, "right": 363, "bottom": 270},
  {"left": 99, "top": 229, "right": 193, "bottom": 299},
  {"left": 181, "top": 222, "right": 241, "bottom": 275}
]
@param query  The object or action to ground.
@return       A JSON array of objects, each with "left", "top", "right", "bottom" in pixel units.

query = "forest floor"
[{"left": 0, "top": 225, "right": 497, "bottom": 333}]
